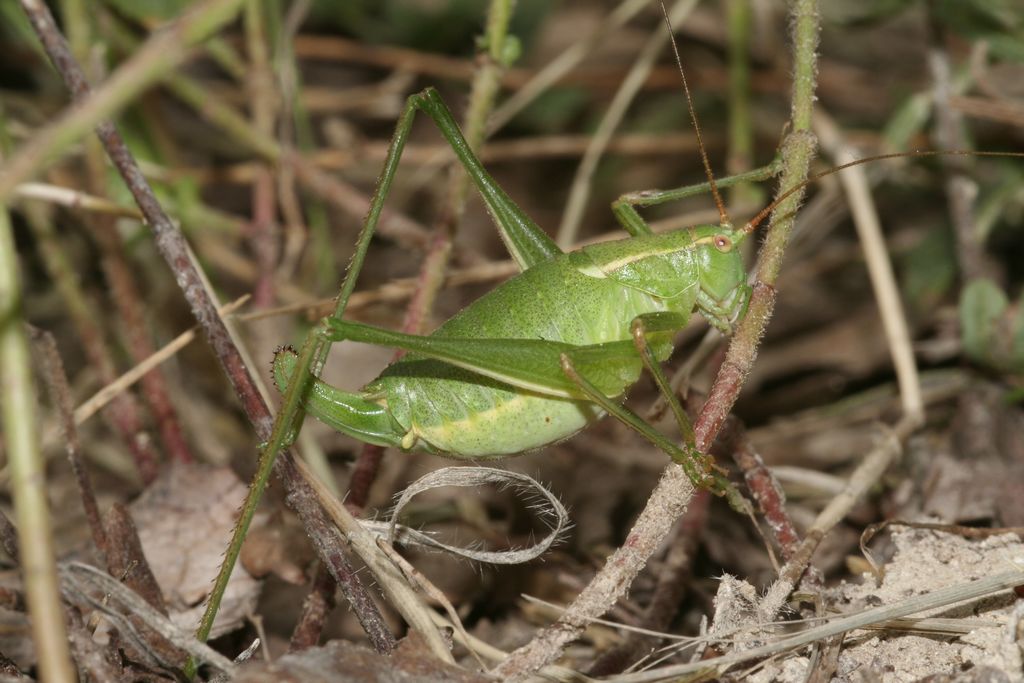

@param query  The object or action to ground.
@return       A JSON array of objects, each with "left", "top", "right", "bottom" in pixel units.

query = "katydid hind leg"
[
  {"left": 326, "top": 318, "right": 646, "bottom": 400},
  {"left": 327, "top": 87, "right": 561, "bottom": 337},
  {"left": 413, "top": 89, "right": 562, "bottom": 271},
  {"left": 627, "top": 315, "right": 751, "bottom": 512}
]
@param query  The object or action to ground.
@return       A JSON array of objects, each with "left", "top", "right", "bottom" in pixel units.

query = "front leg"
[
  {"left": 698, "top": 283, "right": 752, "bottom": 335},
  {"left": 558, "top": 350, "right": 747, "bottom": 511},
  {"left": 630, "top": 312, "right": 696, "bottom": 449}
]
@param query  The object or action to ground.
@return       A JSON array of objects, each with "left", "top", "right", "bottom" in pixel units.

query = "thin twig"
[
  {"left": 814, "top": 110, "right": 924, "bottom": 422},
  {"left": 13, "top": 182, "right": 142, "bottom": 217},
  {"left": 288, "top": 563, "right": 336, "bottom": 652},
  {"left": 243, "top": 0, "right": 280, "bottom": 307},
  {"left": 31, "top": 328, "right": 109, "bottom": 562},
  {"left": 587, "top": 491, "right": 710, "bottom": 677},
  {"left": 97, "top": 213, "right": 194, "bottom": 474},
  {"left": 927, "top": 29, "right": 997, "bottom": 284},
  {"left": 22, "top": 200, "right": 161, "bottom": 481}
]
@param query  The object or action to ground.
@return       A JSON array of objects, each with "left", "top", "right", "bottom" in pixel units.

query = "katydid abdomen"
[{"left": 274, "top": 226, "right": 748, "bottom": 458}]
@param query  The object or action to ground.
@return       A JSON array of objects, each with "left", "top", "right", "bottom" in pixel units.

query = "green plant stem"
[
  {"left": 726, "top": 0, "right": 757, "bottom": 208},
  {"left": 753, "top": 0, "right": 819, "bottom": 287},
  {"left": 0, "top": 206, "right": 76, "bottom": 683},
  {"left": 448, "top": 0, "right": 516, "bottom": 217},
  {"left": 1, "top": 0, "right": 246, "bottom": 203}
]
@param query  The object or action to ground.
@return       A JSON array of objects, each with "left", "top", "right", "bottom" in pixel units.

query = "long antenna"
[
  {"left": 660, "top": 1, "right": 729, "bottom": 227},
  {"left": 742, "top": 149, "right": 1024, "bottom": 236}
]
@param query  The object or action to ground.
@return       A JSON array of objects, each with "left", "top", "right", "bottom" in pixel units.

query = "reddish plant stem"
[
  {"left": 31, "top": 328, "right": 109, "bottom": 562},
  {"left": 347, "top": 444, "right": 385, "bottom": 512},
  {"left": 288, "top": 563, "right": 338, "bottom": 652},
  {"left": 720, "top": 416, "right": 799, "bottom": 557},
  {"left": 719, "top": 415, "right": 823, "bottom": 588},
  {"left": 695, "top": 281, "right": 775, "bottom": 452},
  {"left": 248, "top": 171, "right": 279, "bottom": 308},
  {"left": 20, "top": 0, "right": 396, "bottom": 654},
  {"left": 102, "top": 503, "right": 167, "bottom": 613},
  {"left": 74, "top": 86, "right": 192, "bottom": 470},
  {"left": 94, "top": 219, "right": 194, "bottom": 470},
  {"left": 244, "top": 1, "right": 281, "bottom": 308},
  {"left": 79, "top": 93, "right": 192, "bottom": 471}
]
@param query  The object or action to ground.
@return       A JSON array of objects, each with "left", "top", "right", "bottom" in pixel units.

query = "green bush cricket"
[
  {"left": 269, "top": 82, "right": 1024, "bottom": 484},
  {"left": 193, "top": 6, "right": 1024, "bottom": 657},
  {"left": 270, "top": 83, "right": 776, "bottom": 499}
]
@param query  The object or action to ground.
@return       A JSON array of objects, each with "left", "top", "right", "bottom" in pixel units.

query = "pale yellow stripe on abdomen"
[{"left": 410, "top": 390, "right": 595, "bottom": 457}]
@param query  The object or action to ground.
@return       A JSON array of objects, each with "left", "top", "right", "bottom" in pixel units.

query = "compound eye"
[{"left": 713, "top": 235, "right": 733, "bottom": 252}]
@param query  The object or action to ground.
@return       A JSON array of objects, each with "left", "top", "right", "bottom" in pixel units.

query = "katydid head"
[{"left": 690, "top": 225, "right": 749, "bottom": 330}]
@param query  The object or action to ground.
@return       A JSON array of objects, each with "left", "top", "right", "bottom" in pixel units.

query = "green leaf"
[
  {"left": 960, "top": 278, "right": 1008, "bottom": 367},
  {"left": 902, "top": 226, "right": 956, "bottom": 314}
]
